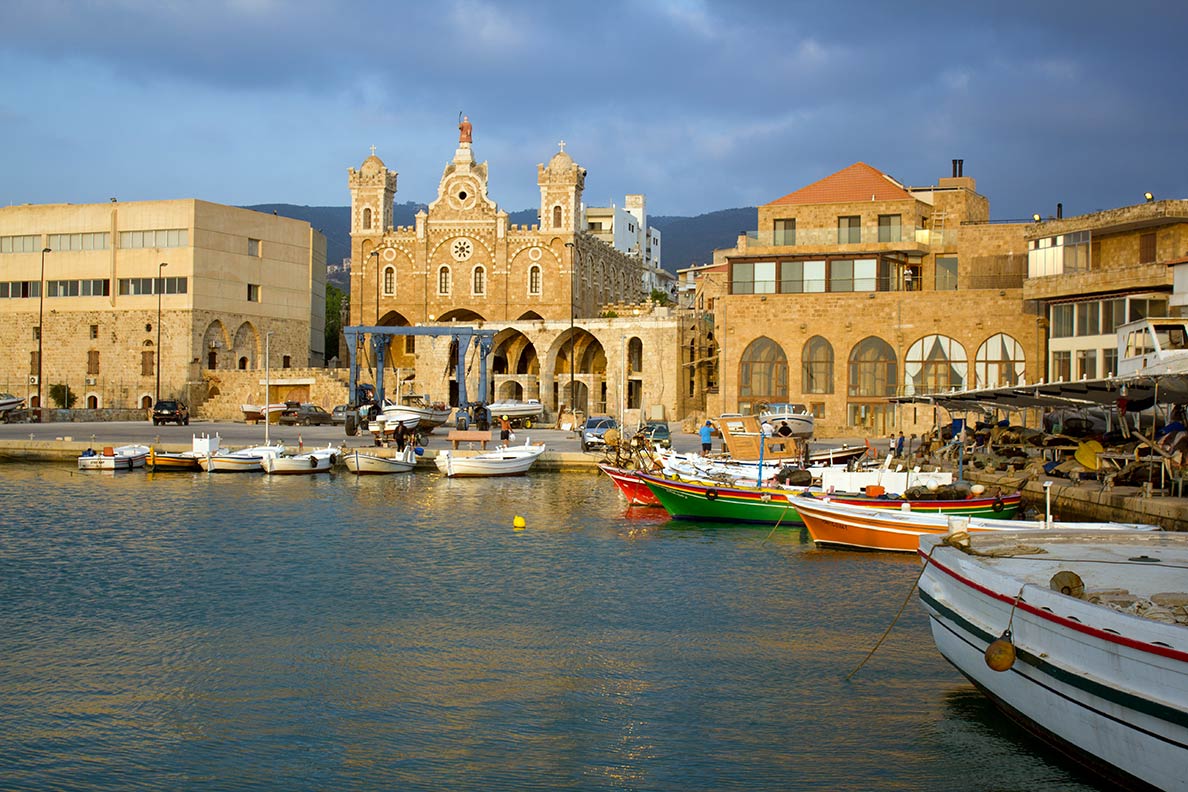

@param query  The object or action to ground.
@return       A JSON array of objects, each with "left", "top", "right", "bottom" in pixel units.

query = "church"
[{"left": 347, "top": 119, "right": 687, "bottom": 423}]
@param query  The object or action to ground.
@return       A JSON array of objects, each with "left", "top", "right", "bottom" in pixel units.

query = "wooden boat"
[
  {"left": 198, "top": 443, "right": 286, "bottom": 472},
  {"left": 261, "top": 445, "right": 339, "bottom": 475},
  {"left": 917, "top": 530, "right": 1186, "bottom": 790},
  {"left": 435, "top": 440, "right": 546, "bottom": 477},
  {"left": 148, "top": 433, "right": 221, "bottom": 471},
  {"left": 637, "top": 471, "right": 1022, "bottom": 524},
  {"left": 791, "top": 494, "right": 1157, "bottom": 553},
  {"left": 758, "top": 402, "right": 815, "bottom": 437},
  {"left": 599, "top": 464, "right": 662, "bottom": 506},
  {"left": 77, "top": 444, "right": 150, "bottom": 471},
  {"left": 343, "top": 445, "right": 419, "bottom": 475}
]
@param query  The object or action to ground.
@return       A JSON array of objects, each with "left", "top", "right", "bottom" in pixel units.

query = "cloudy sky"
[{"left": 2, "top": 0, "right": 1184, "bottom": 220}]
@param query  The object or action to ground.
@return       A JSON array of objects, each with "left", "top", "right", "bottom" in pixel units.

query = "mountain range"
[{"left": 245, "top": 203, "right": 756, "bottom": 281}]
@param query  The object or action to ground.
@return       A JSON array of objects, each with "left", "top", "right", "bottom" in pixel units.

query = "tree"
[
  {"left": 49, "top": 383, "right": 77, "bottom": 409},
  {"left": 325, "top": 283, "right": 346, "bottom": 362},
  {"left": 650, "top": 288, "right": 671, "bottom": 305}
]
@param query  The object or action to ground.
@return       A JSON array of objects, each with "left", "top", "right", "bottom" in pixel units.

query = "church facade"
[{"left": 346, "top": 121, "right": 686, "bottom": 423}]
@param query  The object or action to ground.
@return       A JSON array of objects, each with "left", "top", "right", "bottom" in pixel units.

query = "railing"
[{"left": 745, "top": 227, "right": 938, "bottom": 247}]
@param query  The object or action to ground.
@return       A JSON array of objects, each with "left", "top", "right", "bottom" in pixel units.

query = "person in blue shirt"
[{"left": 699, "top": 420, "right": 714, "bottom": 453}]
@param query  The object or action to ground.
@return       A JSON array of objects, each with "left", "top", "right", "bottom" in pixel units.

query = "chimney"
[
  {"left": 1056, "top": 202, "right": 1063, "bottom": 219},
  {"left": 951, "top": 159, "right": 958, "bottom": 178},
  {"left": 957, "top": 159, "right": 964, "bottom": 177}
]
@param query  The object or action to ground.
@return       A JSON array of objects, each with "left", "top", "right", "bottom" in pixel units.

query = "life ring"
[
  {"left": 992, "top": 496, "right": 1005, "bottom": 513},
  {"left": 705, "top": 488, "right": 719, "bottom": 500}
]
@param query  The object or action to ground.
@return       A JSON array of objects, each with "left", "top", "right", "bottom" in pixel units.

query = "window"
[
  {"left": 1103, "top": 347, "right": 1118, "bottom": 377},
  {"left": 848, "top": 337, "right": 897, "bottom": 397},
  {"left": 1051, "top": 304, "right": 1074, "bottom": 338},
  {"left": 87, "top": 350, "right": 100, "bottom": 376},
  {"left": 473, "top": 266, "right": 486, "bottom": 295},
  {"left": 89, "top": 325, "right": 98, "bottom": 339},
  {"left": 282, "top": 355, "right": 291, "bottom": 369},
  {"left": 975, "top": 333, "right": 1025, "bottom": 388},
  {"left": 141, "top": 350, "right": 154, "bottom": 377},
  {"left": 0, "top": 281, "right": 39, "bottom": 298},
  {"left": 248, "top": 238, "right": 261, "bottom": 257},
  {"left": 47, "top": 279, "right": 110, "bottom": 297},
  {"left": 905, "top": 334, "right": 967, "bottom": 394},
  {"left": 935, "top": 256, "right": 958, "bottom": 290},
  {"left": 838, "top": 216, "right": 861, "bottom": 244},
  {"left": 1130, "top": 297, "right": 1167, "bottom": 320},
  {"left": 247, "top": 283, "right": 261, "bottom": 302},
  {"left": 1076, "top": 302, "right": 1100, "bottom": 336},
  {"left": 553, "top": 206, "right": 562, "bottom": 228},
  {"left": 737, "top": 337, "right": 788, "bottom": 413},
  {"left": 30, "top": 350, "right": 39, "bottom": 375},
  {"left": 0, "top": 235, "right": 41, "bottom": 254},
  {"left": 405, "top": 337, "right": 416, "bottom": 354},
  {"left": 830, "top": 259, "right": 879, "bottom": 292},
  {"left": 438, "top": 266, "right": 451, "bottom": 295},
  {"left": 1051, "top": 350, "right": 1072, "bottom": 381},
  {"left": 363, "top": 207, "right": 372, "bottom": 229},
  {"left": 33, "top": 326, "right": 40, "bottom": 341},
  {"left": 731, "top": 261, "right": 775, "bottom": 294},
  {"left": 1102, "top": 298, "right": 1127, "bottom": 333},
  {"left": 802, "top": 336, "right": 834, "bottom": 394},
  {"left": 1063, "top": 230, "right": 1090, "bottom": 272},
  {"left": 47, "top": 232, "right": 110, "bottom": 251},
  {"left": 383, "top": 266, "right": 395, "bottom": 296},
  {"left": 877, "top": 214, "right": 901, "bottom": 243},
  {"left": 780, "top": 260, "right": 825, "bottom": 293},
  {"left": 774, "top": 218, "right": 796, "bottom": 246},
  {"left": 529, "top": 265, "right": 542, "bottom": 295},
  {"left": 118, "top": 229, "right": 187, "bottom": 249},
  {"left": 117, "top": 277, "right": 187, "bottom": 296},
  {"left": 1139, "top": 232, "right": 1156, "bottom": 264},
  {"left": 1075, "top": 349, "right": 1097, "bottom": 380}
]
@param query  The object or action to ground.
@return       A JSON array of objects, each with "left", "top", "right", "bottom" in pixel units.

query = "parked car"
[
  {"left": 152, "top": 399, "right": 189, "bottom": 426},
  {"left": 331, "top": 405, "right": 347, "bottom": 425},
  {"left": 279, "top": 403, "right": 334, "bottom": 426},
  {"left": 580, "top": 416, "right": 619, "bottom": 452},
  {"left": 638, "top": 420, "right": 671, "bottom": 448}
]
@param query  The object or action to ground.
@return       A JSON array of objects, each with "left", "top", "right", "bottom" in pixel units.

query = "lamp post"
[
  {"left": 155, "top": 262, "right": 168, "bottom": 404},
  {"left": 264, "top": 331, "right": 274, "bottom": 446},
  {"left": 565, "top": 241, "right": 576, "bottom": 418},
  {"left": 372, "top": 250, "right": 380, "bottom": 326},
  {"left": 36, "top": 247, "right": 50, "bottom": 420}
]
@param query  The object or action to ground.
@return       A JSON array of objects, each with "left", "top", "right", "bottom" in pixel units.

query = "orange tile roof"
[{"left": 766, "top": 162, "right": 913, "bottom": 206}]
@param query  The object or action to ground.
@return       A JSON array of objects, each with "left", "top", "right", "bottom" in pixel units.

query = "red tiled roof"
[{"left": 766, "top": 162, "right": 913, "bottom": 206}]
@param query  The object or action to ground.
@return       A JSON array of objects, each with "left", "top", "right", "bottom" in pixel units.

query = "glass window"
[
  {"left": 878, "top": 214, "right": 901, "bottom": 243},
  {"left": 1051, "top": 350, "right": 1072, "bottom": 381},
  {"left": 773, "top": 218, "right": 796, "bottom": 246},
  {"left": 1139, "top": 233, "right": 1156, "bottom": 264},
  {"left": 732, "top": 261, "right": 775, "bottom": 294},
  {"left": 1075, "top": 349, "right": 1097, "bottom": 380},
  {"left": 529, "top": 265, "right": 541, "bottom": 295},
  {"left": 438, "top": 266, "right": 451, "bottom": 295},
  {"left": 1076, "top": 302, "right": 1100, "bottom": 336},
  {"left": 838, "top": 216, "right": 861, "bottom": 244},
  {"left": 473, "top": 266, "right": 486, "bottom": 295},
  {"left": 738, "top": 337, "right": 788, "bottom": 408},
  {"left": 1051, "top": 304, "right": 1074, "bottom": 338},
  {"left": 831, "top": 260, "right": 854, "bottom": 292},
  {"left": 935, "top": 256, "right": 958, "bottom": 290},
  {"left": 383, "top": 266, "right": 395, "bottom": 296},
  {"left": 247, "top": 283, "right": 260, "bottom": 302},
  {"left": 1130, "top": 298, "right": 1167, "bottom": 320},
  {"left": 802, "top": 336, "right": 834, "bottom": 394},
  {"left": 248, "top": 238, "right": 261, "bottom": 257},
  {"left": 1102, "top": 298, "right": 1126, "bottom": 332},
  {"left": 905, "top": 334, "right": 967, "bottom": 394},
  {"left": 848, "top": 337, "right": 897, "bottom": 397},
  {"left": 975, "top": 333, "right": 1025, "bottom": 388},
  {"left": 1103, "top": 347, "right": 1118, "bottom": 377}
]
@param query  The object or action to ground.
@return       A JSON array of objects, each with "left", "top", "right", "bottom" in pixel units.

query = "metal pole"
[
  {"left": 155, "top": 261, "right": 168, "bottom": 404},
  {"left": 373, "top": 250, "right": 380, "bottom": 326},
  {"left": 264, "top": 331, "right": 273, "bottom": 446},
  {"left": 565, "top": 241, "right": 576, "bottom": 419},
  {"left": 37, "top": 247, "right": 49, "bottom": 419}
]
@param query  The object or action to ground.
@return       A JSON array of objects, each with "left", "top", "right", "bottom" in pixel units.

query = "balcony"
[{"left": 743, "top": 226, "right": 936, "bottom": 252}]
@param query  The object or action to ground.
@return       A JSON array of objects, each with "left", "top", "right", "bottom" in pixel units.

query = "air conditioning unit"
[
  {"left": 85, "top": 377, "right": 97, "bottom": 386},
  {"left": 28, "top": 375, "right": 38, "bottom": 385}
]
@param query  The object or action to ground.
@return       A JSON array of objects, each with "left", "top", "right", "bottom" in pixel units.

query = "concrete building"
[
  {"left": 347, "top": 122, "right": 688, "bottom": 424},
  {"left": 709, "top": 160, "right": 1038, "bottom": 437},
  {"left": 0, "top": 199, "right": 326, "bottom": 412},
  {"left": 1024, "top": 198, "right": 1188, "bottom": 380}
]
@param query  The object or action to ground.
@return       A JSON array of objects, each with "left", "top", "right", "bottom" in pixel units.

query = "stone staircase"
[{"left": 195, "top": 367, "right": 352, "bottom": 422}]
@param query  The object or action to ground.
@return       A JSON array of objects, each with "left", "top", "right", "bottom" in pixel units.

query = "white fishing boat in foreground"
[
  {"left": 917, "top": 530, "right": 1188, "bottom": 790},
  {"left": 435, "top": 440, "right": 545, "bottom": 477},
  {"left": 261, "top": 445, "right": 339, "bottom": 475},
  {"left": 77, "top": 444, "right": 150, "bottom": 471},
  {"left": 343, "top": 446, "right": 419, "bottom": 475},
  {"left": 198, "top": 443, "right": 286, "bottom": 472}
]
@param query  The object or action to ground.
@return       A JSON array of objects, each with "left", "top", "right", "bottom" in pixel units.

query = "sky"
[{"left": 2, "top": 0, "right": 1186, "bottom": 221}]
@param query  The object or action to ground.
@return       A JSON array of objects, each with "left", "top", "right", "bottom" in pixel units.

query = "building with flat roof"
[{"left": 0, "top": 199, "right": 325, "bottom": 411}]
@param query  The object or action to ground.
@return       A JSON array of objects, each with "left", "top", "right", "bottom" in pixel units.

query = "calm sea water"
[{"left": 0, "top": 463, "right": 1102, "bottom": 792}]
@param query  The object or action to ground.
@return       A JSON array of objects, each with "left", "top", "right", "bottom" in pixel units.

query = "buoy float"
[
  {"left": 984, "top": 631, "right": 1016, "bottom": 672},
  {"left": 513, "top": 515, "right": 526, "bottom": 530}
]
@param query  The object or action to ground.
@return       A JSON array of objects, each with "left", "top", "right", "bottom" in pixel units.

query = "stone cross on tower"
[
  {"left": 557, "top": 139, "right": 566, "bottom": 152},
  {"left": 370, "top": 145, "right": 376, "bottom": 157}
]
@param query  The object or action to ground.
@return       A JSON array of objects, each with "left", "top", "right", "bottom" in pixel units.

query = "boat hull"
[
  {"left": 598, "top": 464, "right": 661, "bottom": 506},
  {"left": 147, "top": 450, "right": 202, "bottom": 471},
  {"left": 77, "top": 444, "right": 148, "bottom": 471},
  {"left": 917, "top": 532, "right": 1188, "bottom": 791},
  {"left": 343, "top": 448, "right": 417, "bottom": 475},
  {"left": 435, "top": 445, "right": 544, "bottom": 477},
  {"left": 262, "top": 450, "right": 337, "bottom": 475}
]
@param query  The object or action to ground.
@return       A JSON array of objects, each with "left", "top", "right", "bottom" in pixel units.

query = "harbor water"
[{"left": 0, "top": 463, "right": 1102, "bottom": 791}]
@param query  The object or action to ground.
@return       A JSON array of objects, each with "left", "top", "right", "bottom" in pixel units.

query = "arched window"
[
  {"left": 87, "top": 394, "right": 98, "bottom": 409},
  {"left": 628, "top": 337, "right": 643, "bottom": 373},
  {"left": 529, "top": 265, "right": 542, "bottom": 295},
  {"left": 383, "top": 266, "right": 395, "bottom": 296},
  {"left": 472, "top": 265, "right": 486, "bottom": 295},
  {"left": 238, "top": 356, "right": 248, "bottom": 370},
  {"left": 738, "top": 337, "right": 788, "bottom": 413},
  {"left": 438, "top": 266, "right": 451, "bottom": 295},
  {"left": 553, "top": 205, "right": 562, "bottom": 228},
  {"left": 905, "top": 334, "right": 967, "bottom": 395},
  {"left": 848, "top": 337, "right": 897, "bottom": 397},
  {"left": 363, "top": 207, "right": 372, "bottom": 229},
  {"left": 802, "top": 336, "right": 834, "bottom": 394},
  {"left": 975, "top": 333, "right": 1026, "bottom": 388}
]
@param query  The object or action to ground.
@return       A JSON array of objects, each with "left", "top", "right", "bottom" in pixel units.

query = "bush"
[{"left": 49, "top": 383, "right": 77, "bottom": 409}]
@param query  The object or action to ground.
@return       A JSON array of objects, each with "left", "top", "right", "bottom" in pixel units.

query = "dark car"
[
  {"left": 331, "top": 405, "right": 347, "bottom": 425},
  {"left": 152, "top": 399, "right": 189, "bottom": 426},
  {"left": 279, "top": 403, "right": 334, "bottom": 426},
  {"left": 638, "top": 420, "right": 671, "bottom": 448},
  {"left": 580, "top": 416, "right": 619, "bottom": 452}
]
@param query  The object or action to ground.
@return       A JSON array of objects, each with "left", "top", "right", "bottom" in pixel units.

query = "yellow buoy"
[
  {"left": 513, "top": 515, "right": 526, "bottom": 530},
  {"left": 984, "top": 632, "right": 1016, "bottom": 672}
]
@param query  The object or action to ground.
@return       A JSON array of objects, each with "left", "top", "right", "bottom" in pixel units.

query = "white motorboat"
[
  {"left": 343, "top": 445, "right": 419, "bottom": 475},
  {"left": 262, "top": 444, "right": 339, "bottom": 475},
  {"left": 0, "top": 392, "right": 24, "bottom": 418},
  {"left": 758, "top": 402, "right": 815, "bottom": 437},
  {"left": 385, "top": 394, "right": 451, "bottom": 432},
  {"left": 77, "top": 444, "right": 150, "bottom": 471},
  {"left": 487, "top": 399, "right": 544, "bottom": 422},
  {"left": 198, "top": 442, "right": 286, "bottom": 472},
  {"left": 435, "top": 440, "right": 545, "bottom": 477},
  {"left": 917, "top": 530, "right": 1187, "bottom": 790},
  {"left": 241, "top": 402, "right": 285, "bottom": 424}
]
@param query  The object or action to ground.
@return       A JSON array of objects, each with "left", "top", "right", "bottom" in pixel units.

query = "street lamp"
[
  {"left": 36, "top": 247, "right": 50, "bottom": 420},
  {"left": 264, "top": 330, "right": 274, "bottom": 446},
  {"left": 372, "top": 250, "right": 381, "bottom": 326},
  {"left": 564, "top": 241, "right": 577, "bottom": 418},
  {"left": 155, "top": 262, "right": 168, "bottom": 404}
]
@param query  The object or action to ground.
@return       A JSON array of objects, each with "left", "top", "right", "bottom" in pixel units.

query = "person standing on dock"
[
  {"left": 499, "top": 415, "right": 511, "bottom": 443},
  {"left": 699, "top": 420, "right": 714, "bottom": 454}
]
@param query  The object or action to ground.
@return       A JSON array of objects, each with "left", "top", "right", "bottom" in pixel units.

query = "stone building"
[
  {"left": 1024, "top": 198, "right": 1188, "bottom": 379},
  {"left": 709, "top": 161, "right": 1040, "bottom": 437},
  {"left": 346, "top": 121, "right": 687, "bottom": 423},
  {"left": 0, "top": 199, "right": 326, "bottom": 412}
]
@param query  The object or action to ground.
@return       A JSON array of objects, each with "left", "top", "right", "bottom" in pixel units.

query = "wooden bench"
[{"left": 447, "top": 430, "right": 493, "bottom": 450}]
